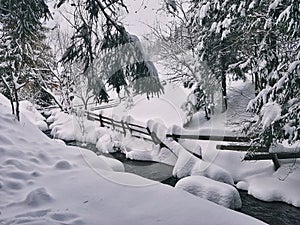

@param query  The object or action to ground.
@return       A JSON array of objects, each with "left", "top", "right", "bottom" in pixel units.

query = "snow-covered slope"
[{"left": 0, "top": 99, "right": 267, "bottom": 224}]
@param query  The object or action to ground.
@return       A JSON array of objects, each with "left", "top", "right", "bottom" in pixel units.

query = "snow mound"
[
  {"left": 24, "top": 188, "right": 54, "bottom": 207},
  {"left": 157, "top": 137, "right": 234, "bottom": 184},
  {"left": 49, "top": 110, "right": 101, "bottom": 143},
  {"left": 98, "top": 156, "right": 125, "bottom": 172},
  {"left": 54, "top": 160, "right": 72, "bottom": 170},
  {"left": 96, "top": 131, "right": 125, "bottom": 153},
  {"left": 175, "top": 176, "right": 242, "bottom": 209},
  {"left": 237, "top": 163, "right": 300, "bottom": 207},
  {"left": 0, "top": 94, "right": 48, "bottom": 131},
  {"left": 19, "top": 101, "right": 48, "bottom": 131}
]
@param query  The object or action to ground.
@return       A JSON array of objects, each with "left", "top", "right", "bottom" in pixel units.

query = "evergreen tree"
[
  {"left": 166, "top": 0, "right": 299, "bottom": 145},
  {"left": 57, "top": 0, "right": 163, "bottom": 103},
  {"left": 245, "top": 0, "right": 300, "bottom": 146},
  {"left": 0, "top": 0, "right": 53, "bottom": 120},
  {"left": 188, "top": 0, "right": 248, "bottom": 112}
]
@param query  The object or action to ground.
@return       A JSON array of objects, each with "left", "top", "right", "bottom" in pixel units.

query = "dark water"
[
  {"left": 239, "top": 191, "right": 300, "bottom": 225},
  {"left": 50, "top": 136, "right": 300, "bottom": 225}
]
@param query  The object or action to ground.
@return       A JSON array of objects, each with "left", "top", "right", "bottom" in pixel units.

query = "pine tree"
[
  {"left": 188, "top": 0, "right": 249, "bottom": 112},
  {"left": 167, "top": 0, "right": 299, "bottom": 145},
  {"left": 57, "top": 0, "right": 163, "bottom": 103},
  {"left": 0, "top": 0, "right": 53, "bottom": 120},
  {"left": 245, "top": 0, "right": 300, "bottom": 146}
]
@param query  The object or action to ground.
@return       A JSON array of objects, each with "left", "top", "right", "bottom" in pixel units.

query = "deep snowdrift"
[{"left": 0, "top": 102, "right": 266, "bottom": 224}]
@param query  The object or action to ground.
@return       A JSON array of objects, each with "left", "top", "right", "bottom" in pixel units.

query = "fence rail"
[
  {"left": 85, "top": 111, "right": 155, "bottom": 143},
  {"left": 74, "top": 110, "right": 300, "bottom": 171},
  {"left": 166, "top": 134, "right": 250, "bottom": 142}
]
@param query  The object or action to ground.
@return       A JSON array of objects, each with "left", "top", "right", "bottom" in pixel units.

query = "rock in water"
[{"left": 175, "top": 176, "right": 242, "bottom": 209}]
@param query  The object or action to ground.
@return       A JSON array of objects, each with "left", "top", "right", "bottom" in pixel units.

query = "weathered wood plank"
[
  {"left": 244, "top": 152, "right": 300, "bottom": 160},
  {"left": 216, "top": 145, "right": 268, "bottom": 152},
  {"left": 166, "top": 134, "right": 250, "bottom": 142},
  {"left": 128, "top": 128, "right": 150, "bottom": 136}
]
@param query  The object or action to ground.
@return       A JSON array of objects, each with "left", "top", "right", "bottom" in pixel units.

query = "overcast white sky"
[
  {"left": 123, "top": 0, "right": 170, "bottom": 37},
  {"left": 46, "top": 0, "right": 172, "bottom": 41}
]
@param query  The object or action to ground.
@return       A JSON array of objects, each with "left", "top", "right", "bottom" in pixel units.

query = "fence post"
[
  {"left": 172, "top": 132, "right": 179, "bottom": 142},
  {"left": 126, "top": 122, "right": 132, "bottom": 135},
  {"left": 111, "top": 118, "right": 115, "bottom": 130},
  {"left": 99, "top": 114, "right": 104, "bottom": 127},
  {"left": 271, "top": 153, "right": 280, "bottom": 170},
  {"left": 121, "top": 120, "right": 126, "bottom": 136}
]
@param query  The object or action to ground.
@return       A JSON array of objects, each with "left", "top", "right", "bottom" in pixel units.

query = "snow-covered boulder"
[
  {"left": 175, "top": 176, "right": 242, "bottom": 209},
  {"left": 96, "top": 131, "right": 125, "bottom": 153},
  {"left": 98, "top": 155, "right": 125, "bottom": 172},
  {"left": 164, "top": 139, "right": 234, "bottom": 185}
]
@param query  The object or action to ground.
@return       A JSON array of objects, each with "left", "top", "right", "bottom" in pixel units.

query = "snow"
[
  {"left": 97, "top": 83, "right": 187, "bottom": 127},
  {"left": 261, "top": 102, "right": 282, "bottom": 129},
  {"left": 171, "top": 141, "right": 234, "bottom": 185},
  {"left": 175, "top": 176, "right": 242, "bottom": 209},
  {"left": 96, "top": 130, "right": 125, "bottom": 153},
  {"left": 197, "top": 2, "right": 211, "bottom": 25},
  {"left": 48, "top": 110, "right": 103, "bottom": 143},
  {"left": 276, "top": 5, "right": 291, "bottom": 24},
  {"left": 237, "top": 161, "right": 300, "bottom": 207},
  {"left": 0, "top": 98, "right": 266, "bottom": 225},
  {"left": 269, "top": 0, "right": 282, "bottom": 11},
  {"left": 0, "top": 95, "right": 48, "bottom": 131},
  {"left": 287, "top": 60, "right": 300, "bottom": 73},
  {"left": 98, "top": 156, "right": 125, "bottom": 172},
  {"left": 19, "top": 101, "right": 48, "bottom": 131}
]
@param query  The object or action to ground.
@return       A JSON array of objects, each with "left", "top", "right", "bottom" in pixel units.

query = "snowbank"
[
  {"left": 237, "top": 161, "right": 300, "bottom": 207},
  {"left": 170, "top": 140, "right": 234, "bottom": 184},
  {"left": 0, "top": 94, "right": 48, "bottom": 131},
  {"left": 175, "top": 176, "right": 242, "bottom": 209},
  {"left": 0, "top": 104, "right": 266, "bottom": 225},
  {"left": 147, "top": 120, "right": 234, "bottom": 184},
  {"left": 19, "top": 101, "right": 48, "bottom": 131},
  {"left": 48, "top": 109, "right": 105, "bottom": 143}
]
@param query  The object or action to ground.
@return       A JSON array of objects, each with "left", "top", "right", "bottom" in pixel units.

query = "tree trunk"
[
  {"left": 14, "top": 87, "right": 20, "bottom": 121},
  {"left": 220, "top": 55, "right": 227, "bottom": 113},
  {"left": 9, "top": 95, "right": 15, "bottom": 116},
  {"left": 1, "top": 75, "right": 15, "bottom": 115},
  {"left": 221, "top": 73, "right": 227, "bottom": 112},
  {"left": 254, "top": 72, "right": 259, "bottom": 96}
]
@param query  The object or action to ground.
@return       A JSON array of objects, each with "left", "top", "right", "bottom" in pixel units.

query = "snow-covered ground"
[
  {"left": 0, "top": 95, "right": 267, "bottom": 224},
  {"left": 1, "top": 75, "right": 299, "bottom": 224},
  {"left": 47, "top": 78, "right": 300, "bottom": 209}
]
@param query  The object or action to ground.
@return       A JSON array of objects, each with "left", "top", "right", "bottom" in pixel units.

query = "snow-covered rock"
[
  {"left": 96, "top": 131, "right": 125, "bottom": 153},
  {"left": 237, "top": 162, "right": 300, "bottom": 207},
  {"left": 153, "top": 136, "right": 233, "bottom": 184},
  {"left": 175, "top": 176, "right": 242, "bottom": 209},
  {"left": 98, "top": 155, "right": 125, "bottom": 172}
]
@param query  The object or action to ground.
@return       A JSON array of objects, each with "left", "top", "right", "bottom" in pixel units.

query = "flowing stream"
[
  {"left": 65, "top": 141, "right": 300, "bottom": 225},
  {"left": 43, "top": 116, "right": 300, "bottom": 225}
]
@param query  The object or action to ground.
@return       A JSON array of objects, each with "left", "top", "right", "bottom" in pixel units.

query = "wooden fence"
[
  {"left": 166, "top": 132, "right": 300, "bottom": 170},
  {"left": 81, "top": 110, "right": 300, "bottom": 171},
  {"left": 86, "top": 111, "right": 156, "bottom": 144}
]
